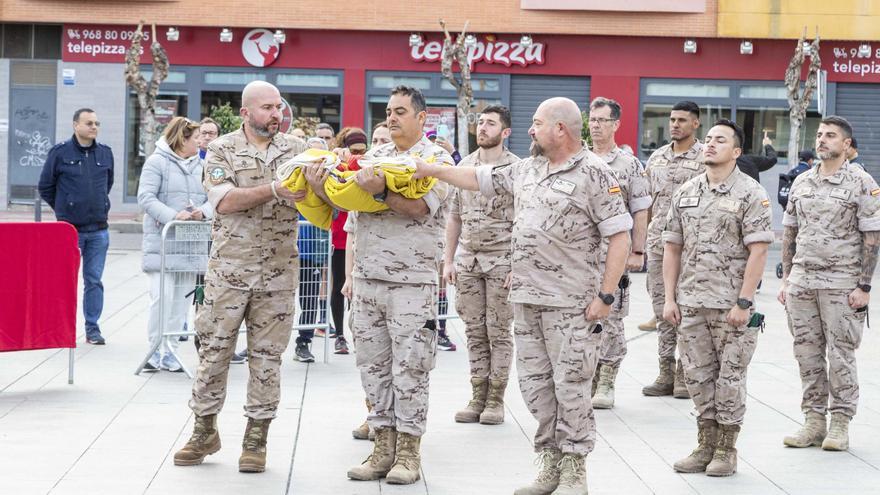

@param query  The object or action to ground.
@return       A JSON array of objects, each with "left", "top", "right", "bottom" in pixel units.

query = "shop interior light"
[
  {"left": 166, "top": 27, "right": 179, "bottom": 42},
  {"left": 464, "top": 34, "right": 477, "bottom": 47},
  {"left": 859, "top": 43, "right": 872, "bottom": 58},
  {"left": 683, "top": 39, "right": 697, "bottom": 54},
  {"left": 520, "top": 34, "right": 533, "bottom": 47},
  {"left": 274, "top": 29, "right": 286, "bottom": 44},
  {"left": 802, "top": 41, "right": 812, "bottom": 56},
  {"left": 220, "top": 28, "right": 233, "bottom": 43},
  {"left": 740, "top": 40, "right": 753, "bottom": 55},
  {"left": 409, "top": 33, "right": 424, "bottom": 47}
]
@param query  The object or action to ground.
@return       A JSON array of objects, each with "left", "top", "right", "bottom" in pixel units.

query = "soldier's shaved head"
[
  {"left": 240, "top": 81, "right": 283, "bottom": 139},
  {"left": 242, "top": 81, "right": 280, "bottom": 109},
  {"left": 539, "top": 97, "right": 583, "bottom": 139}
]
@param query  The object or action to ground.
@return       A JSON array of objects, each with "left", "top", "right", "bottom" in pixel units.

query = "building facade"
[{"left": 1, "top": 1, "right": 878, "bottom": 216}]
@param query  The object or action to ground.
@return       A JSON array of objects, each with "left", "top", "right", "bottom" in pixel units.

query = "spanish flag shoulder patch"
[
  {"left": 761, "top": 199, "right": 770, "bottom": 207},
  {"left": 608, "top": 186, "right": 621, "bottom": 194},
  {"left": 871, "top": 188, "right": 880, "bottom": 196}
]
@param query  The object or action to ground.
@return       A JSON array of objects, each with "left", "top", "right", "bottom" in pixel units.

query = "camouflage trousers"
[
  {"left": 352, "top": 278, "right": 437, "bottom": 436},
  {"left": 785, "top": 284, "right": 864, "bottom": 418},
  {"left": 514, "top": 303, "right": 601, "bottom": 455},
  {"left": 678, "top": 306, "right": 758, "bottom": 426},
  {"left": 455, "top": 264, "right": 514, "bottom": 380},
  {"left": 647, "top": 255, "right": 678, "bottom": 359},
  {"left": 599, "top": 281, "right": 630, "bottom": 367},
  {"left": 189, "top": 283, "right": 296, "bottom": 420}
]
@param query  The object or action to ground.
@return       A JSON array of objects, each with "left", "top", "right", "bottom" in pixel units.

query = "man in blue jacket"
[{"left": 38, "top": 108, "right": 114, "bottom": 345}]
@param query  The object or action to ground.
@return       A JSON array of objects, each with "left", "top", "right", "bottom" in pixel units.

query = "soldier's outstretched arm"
[
  {"left": 412, "top": 158, "right": 480, "bottom": 191},
  {"left": 216, "top": 182, "right": 303, "bottom": 214}
]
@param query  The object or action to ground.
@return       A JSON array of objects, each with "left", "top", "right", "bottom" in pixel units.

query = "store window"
[
  {"left": 639, "top": 80, "right": 825, "bottom": 162},
  {"left": 366, "top": 71, "right": 507, "bottom": 152},
  {"left": 640, "top": 104, "right": 730, "bottom": 158},
  {"left": 125, "top": 92, "right": 188, "bottom": 198}
]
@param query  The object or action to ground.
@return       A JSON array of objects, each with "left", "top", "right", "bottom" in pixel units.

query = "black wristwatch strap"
[
  {"left": 858, "top": 283, "right": 872, "bottom": 293},
  {"left": 736, "top": 297, "right": 753, "bottom": 310},
  {"left": 373, "top": 185, "right": 388, "bottom": 203}
]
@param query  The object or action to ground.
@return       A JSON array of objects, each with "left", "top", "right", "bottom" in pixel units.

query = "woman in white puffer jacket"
[{"left": 137, "top": 117, "right": 213, "bottom": 371}]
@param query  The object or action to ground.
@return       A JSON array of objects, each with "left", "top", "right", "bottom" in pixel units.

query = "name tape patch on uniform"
[
  {"left": 679, "top": 196, "right": 700, "bottom": 208},
  {"left": 872, "top": 188, "right": 880, "bottom": 196},
  {"left": 718, "top": 198, "right": 740, "bottom": 212},
  {"left": 682, "top": 160, "right": 700, "bottom": 171},
  {"left": 551, "top": 178, "right": 576, "bottom": 195},
  {"left": 209, "top": 167, "right": 226, "bottom": 184},
  {"left": 830, "top": 188, "right": 851, "bottom": 201}
]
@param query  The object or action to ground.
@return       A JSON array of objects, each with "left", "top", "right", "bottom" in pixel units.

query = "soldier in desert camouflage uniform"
[
  {"left": 643, "top": 101, "right": 706, "bottom": 399},
  {"left": 307, "top": 86, "right": 453, "bottom": 485},
  {"left": 445, "top": 105, "right": 519, "bottom": 426},
  {"left": 415, "top": 97, "right": 631, "bottom": 495},
  {"left": 663, "top": 120, "right": 773, "bottom": 477},
  {"left": 174, "top": 81, "right": 307, "bottom": 473},
  {"left": 779, "top": 116, "right": 880, "bottom": 452},
  {"left": 587, "top": 97, "right": 652, "bottom": 410}
]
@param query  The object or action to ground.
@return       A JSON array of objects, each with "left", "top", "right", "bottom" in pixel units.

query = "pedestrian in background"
[
  {"left": 137, "top": 117, "right": 213, "bottom": 372},
  {"left": 38, "top": 108, "right": 114, "bottom": 345}
]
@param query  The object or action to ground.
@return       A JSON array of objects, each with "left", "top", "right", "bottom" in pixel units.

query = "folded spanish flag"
[{"left": 276, "top": 149, "right": 438, "bottom": 230}]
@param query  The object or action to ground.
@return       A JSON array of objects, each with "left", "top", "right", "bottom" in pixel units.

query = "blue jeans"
[{"left": 77, "top": 229, "right": 109, "bottom": 332}]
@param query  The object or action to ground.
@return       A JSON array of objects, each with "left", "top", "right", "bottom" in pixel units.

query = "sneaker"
[
  {"left": 143, "top": 362, "right": 160, "bottom": 372},
  {"left": 178, "top": 335, "right": 189, "bottom": 342},
  {"left": 86, "top": 329, "right": 105, "bottom": 345},
  {"left": 294, "top": 343, "right": 315, "bottom": 363},
  {"left": 230, "top": 350, "right": 247, "bottom": 364},
  {"left": 437, "top": 332, "right": 456, "bottom": 352},
  {"left": 161, "top": 354, "right": 184, "bottom": 373},
  {"left": 143, "top": 351, "right": 161, "bottom": 372},
  {"left": 335, "top": 337, "right": 350, "bottom": 355},
  {"left": 315, "top": 328, "right": 337, "bottom": 338}
]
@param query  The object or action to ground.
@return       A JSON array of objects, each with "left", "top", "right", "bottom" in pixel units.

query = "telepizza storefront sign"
[{"left": 410, "top": 35, "right": 546, "bottom": 70}]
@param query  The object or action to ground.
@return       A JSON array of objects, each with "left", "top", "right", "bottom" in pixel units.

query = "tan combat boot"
[
  {"left": 352, "top": 398, "right": 373, "bottom": 440},
  {"left": 174, "top": 414, "right": 221, "bottom": 466},
  {"left": 480, "top": 379, "right": 507, "bottom": 425},
  {"left": 386, "top": 432, "right": 422, "bottom": 485},
  {"left": 638, "top": 317, "right": 657, "bottom": 331},
  {"left": 673, "top": 359, "right": 690, "bottom": 399},
  {"left": 514, "top": 448, "right": 563, "bottom": 495},
  {"left": 673, "top": 418, "right": 719, "bottom": 473},
  {"left": 705, "top": 424, "right": 740, "bottom": 477},
  {"left": 552, "top": 453, "right": 588, "bottom": 495},
  {"left": 821, "top": 413, "right": 851, "bottom": 451},
  {"left": 455, "top": 376, "right": 488, "bottom": 423},
  {"left": 239, "top": 418, "right": 271, "bottom": 473},
  {"left": 591, "top": 364, "right": 619, "bottom": 409},
  {"left": 642, "top": 358, "right": 675, "bottom": 396},
  {"left": 783, "top": 412, "right": 826, "bottom": 448},
  {"left": 347, "top": 427, "right": 397, "bottom": 480}
]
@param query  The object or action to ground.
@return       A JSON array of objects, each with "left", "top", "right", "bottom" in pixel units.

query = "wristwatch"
[
  {"left": 372, "top": 186, "right": 388, "bottom": 203},
  {"left": 598, "top": 291, "right": 615, "bottom": 305},
  {"left": 858, "top": 283, "right": 872, "bottom": 293},
  {"left": 736, "top": 298, "right": 753, "bottom": 310}
]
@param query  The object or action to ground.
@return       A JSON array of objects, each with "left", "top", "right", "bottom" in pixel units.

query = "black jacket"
[
  {"left": 38, "top": 135, "right": 114, "bottom": 232},
  {"left": 736, "top": 144, "right": 778, "bottom": 182}
]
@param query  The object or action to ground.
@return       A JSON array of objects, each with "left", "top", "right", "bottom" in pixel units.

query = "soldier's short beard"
[
  {"left": 818, "top": 150, "right": 841, "bottom": 161},
  {"left": 249, "top": 115, "right": 278, "bottom": 139},
  {"left": 479, "top": 133, "right": 503, "bottom": 150},
  {"left": 530, "top": 140, "right": 544, "bottom": 157}
]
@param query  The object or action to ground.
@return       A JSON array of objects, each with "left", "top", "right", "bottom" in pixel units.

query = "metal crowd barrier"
[{"left": 134, "top": 219, "right": 337, "bottom": 376}]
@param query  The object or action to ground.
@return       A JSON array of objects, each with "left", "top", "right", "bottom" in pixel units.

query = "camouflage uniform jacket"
[
  {"left": 663, "top": 168, "right": 774, "bottom": 309},
  {"left": 449, "top": 148, "right": 519, "bottom": 272},
  {"left": 598, "top": 146, "right": 652, "bottom": 266},
  {"left": 645, "top": 140, "right": 705, "bottom": 256},
  {"left": 202, "top": 127, "right": 307, "bottom": 291},
  {"left": 344, "top": 136, "right": 454, "bottom": 285},
  {"left": 783, "top": 161, "right": 880, "bottom": 289},
  {"left": 475, "top": 146, "right": 632, "bottom": 309}
]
